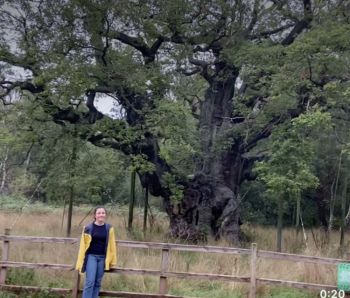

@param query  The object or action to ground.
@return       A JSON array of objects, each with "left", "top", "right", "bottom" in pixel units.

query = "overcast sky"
[{"left": 95, "top": 96, "right": 117, "bottom": 117}]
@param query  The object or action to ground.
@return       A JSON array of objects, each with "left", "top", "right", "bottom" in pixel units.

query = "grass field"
[{"left": 0, "top": 202, "right": 346, "bottom": 298}]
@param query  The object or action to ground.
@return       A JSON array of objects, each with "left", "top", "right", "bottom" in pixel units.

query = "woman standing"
[{"left": 76, "top": 207, "right": 117, "bottom": 298}]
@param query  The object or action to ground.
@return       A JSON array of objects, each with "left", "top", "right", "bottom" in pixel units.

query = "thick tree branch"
[
  {"left": 84, "top": 129, "right": 133, "bottom": 154},
  {"left": 247, "top": 0, "right": 260, "bottom": 32},
  {"left": 178, "top": 63, "right": 212, "bottom": 83},
  {"left": 178, "top": 67, "right": 202, "bottom": 76},
  {"left": 149, "top": 36, "right": 165, "bottom": 57},
  {"left": 270, "top": 0, "right": 300, "bottom": 22},
  {"left": 189, "top": 58, "right": 209, "bottom": 68},
  {"left": 244, "top": 114, "right": 284, "bottom": 152},
  {"left": 249, "top": 23, "right": 295, "bottom": 39},
  {"left": 86, "top": 90, "right": 103, "bottom": 124},
  {"left": 1, "top": 80, "right": 44, "bottom": 97},
  {"left": 109, "top": 31, "right": 164, "bottom": 63},
  {"left": 244, "top": 101, "right": 308, "bottom": 152},
  {"left": 281, "top": 0, "right": 313, "bottom": 45},
  {"left": 101, "top": 18, "right": 111, "bottom": 66},
  {"left": 281, "top": 19, "right": 310, "bottom": 45}
]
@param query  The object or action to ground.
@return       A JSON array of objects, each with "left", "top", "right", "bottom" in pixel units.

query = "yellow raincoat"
[{"left": 75, "top": 223, "right": 117, "bottom": 274}]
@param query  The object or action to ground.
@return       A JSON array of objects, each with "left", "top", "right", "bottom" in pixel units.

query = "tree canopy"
[{"left": 1, "top": 0, "right": 350, "bottom": 242}]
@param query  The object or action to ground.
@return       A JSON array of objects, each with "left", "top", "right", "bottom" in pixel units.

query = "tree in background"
[
  {"left": 1, "top": 0, "right": 350, "bottom": 243},
  {"left": 0, "top": 99, "right": 130, "bottom": 222},
  {"left": 255, "top": 110, "right": 330, "bottom": 251}
]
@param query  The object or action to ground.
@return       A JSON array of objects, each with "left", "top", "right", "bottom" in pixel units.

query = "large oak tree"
[{"left": 1, "top": 0, "right": 349, "bottom": 242}]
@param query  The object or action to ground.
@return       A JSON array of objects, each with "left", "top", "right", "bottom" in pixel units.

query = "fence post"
[
  {"left": 159, "top": 247, "right": 169, "bottom": 295},
  {"left": 72, "top": 270, "right": 80, "bottom": 298},
  {"left": 249, "top": 243, "right": 257, "bottom": 298},
  {"left": 0, "top": 228, "right": 11, "bottom": 284}
]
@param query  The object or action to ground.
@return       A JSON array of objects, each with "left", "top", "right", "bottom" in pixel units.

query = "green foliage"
[
  {"left": 255, "top": 110, "right": 331, "bottom": 199},
  {"left": 0, "top": 293, "right": 17, "bottom": 298},
  {"left": 0, "top": 100, "right": 129, "bottom": 204},
  {"left": 7, "top": 268, "right": 36, "bottom": 285},
  {"left": 43, "top": 141, "right": 128, "bottom": 204},
  {"left": 145, "top": 99, "right": 199, "bottom": 176},
  {"left": 162, "top": 172, "right": 184, "bottom": 203},
  {"left": 240, "top": 180, "right": 276, "bottom": 225},
  {"left": 0, "top": 194, "right": 28, "bottom": 210},
  {"left": 129, "top": 154, "right": 156, "bottom": 174},
  {"left": 227, "top": 17, "right": 350, "bottom": 151},
  {"left": 1, "top": 0, "right": 350, "bottom": 237}
]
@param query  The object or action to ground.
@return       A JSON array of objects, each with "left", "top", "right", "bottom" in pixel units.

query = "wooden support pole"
[
  {"left": 0, "top": 228, "right": 11, "bottom": 284},
  {"left": 143, "top": 183, "right": 149, "bottom": 236},
  {"left": 72, "top": 270, "right": 80, "bottom": 298},
  {"left": 159, "top": 248, "right": 169, "bottom": 295},
  {"left": 128, "top": 170, "right": 136, "bottom": 231},
  {"left": 249, "top": 243, "right": 257, "bottom": 298}
]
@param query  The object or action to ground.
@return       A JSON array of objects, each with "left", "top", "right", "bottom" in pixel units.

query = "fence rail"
[{"left": 0, "top": 229, "right": 347, "bottom": 298}]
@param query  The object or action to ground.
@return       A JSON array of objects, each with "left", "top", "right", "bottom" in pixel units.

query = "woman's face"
[{"left": 95, "top": 208, "right": 106, "bottom": 223}]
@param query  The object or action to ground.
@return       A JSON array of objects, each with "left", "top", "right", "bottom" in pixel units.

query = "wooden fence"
[{"left": 0, "top": 228, "right": 348, "bottom": 298}]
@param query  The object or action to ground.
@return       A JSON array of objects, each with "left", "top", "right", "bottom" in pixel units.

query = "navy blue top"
[{"left": 86, "top": 223, "right": 107, "bottom": 256}]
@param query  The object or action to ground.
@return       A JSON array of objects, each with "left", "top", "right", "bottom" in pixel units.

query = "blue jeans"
[{"left": 82, "top": 254, "right": 105, "bottom": 298}]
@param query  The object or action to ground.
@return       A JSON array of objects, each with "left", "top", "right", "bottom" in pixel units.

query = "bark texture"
[{"left": 164, "top": 66, "right": 245, "bottom": 243}]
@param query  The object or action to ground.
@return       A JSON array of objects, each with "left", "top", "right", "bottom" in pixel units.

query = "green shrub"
[{"left": 7, "top": 268, "right": 36, "bottom": 285}]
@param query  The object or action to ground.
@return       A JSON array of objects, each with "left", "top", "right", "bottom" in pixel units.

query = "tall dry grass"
[{"left": 0, "top": 206, "right": 346, "bottom": 297}]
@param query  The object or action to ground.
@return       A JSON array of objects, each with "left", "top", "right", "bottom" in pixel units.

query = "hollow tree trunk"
[
  {"left": 165, "top": 67, "right": 245, "bottom": 243},
  {"left": 167, "top": 170, "right": 242, "bottom": 243}
]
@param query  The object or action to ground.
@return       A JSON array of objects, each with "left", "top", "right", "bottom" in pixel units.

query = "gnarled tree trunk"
[{"left": 163, "top": 68, "right": 245, "bottom": 243}]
